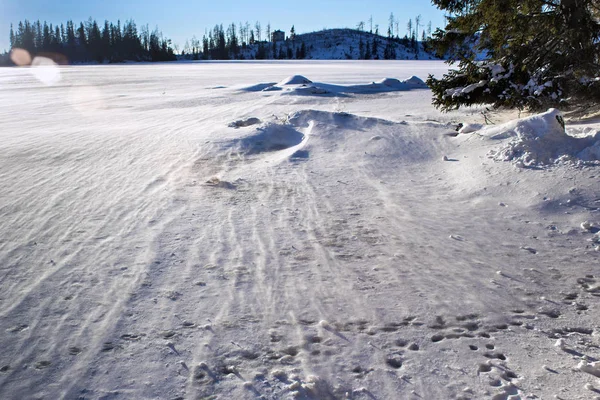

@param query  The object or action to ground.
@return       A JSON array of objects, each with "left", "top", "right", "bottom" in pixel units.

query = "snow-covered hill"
[
  {"left": 194, "top": 29, "right": 437, "bottom": 61},
  {"left": 290, "top": 29, "right": 435, "bottom": 60}
]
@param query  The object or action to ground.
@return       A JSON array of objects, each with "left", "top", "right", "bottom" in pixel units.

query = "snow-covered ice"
[{"left": 0, "top": 60, "right": 599, "bottom": 399}]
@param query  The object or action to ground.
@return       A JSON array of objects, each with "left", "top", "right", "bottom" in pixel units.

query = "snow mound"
[
  {"left": 376, "top": 78, "right": 403, "bottom": 87},
  {"left": 233, "top": 123, "right": 305, "bottom": 154},
  {"left": 286, "top": 109, "right": 440, "bottom": 163},
  {"left": 260, "top": 76, "right": 328, "bottom": 95},
  {"left": 277, "top": 75, "right": 313, "bottom": 85},
  {"left": 372, "top": 76, "right": 427, "bottom": 89},
  {"left": 253, "top": 76, "right": 429, "bottom": 96},
  {"left": 578, "top": 360, "right": 600, "bottom": 378},
  {"left": 402, "top": 75, "right": 428, "bottom": 87},
  {"left": 577, "top": 140, "right": 600, "bottom": 161},
  {"left": 482, "top": 109, "right": 600, "bottom": 165}
]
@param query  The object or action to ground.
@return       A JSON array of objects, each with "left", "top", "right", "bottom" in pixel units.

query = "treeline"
[
  {"left": 184, "top": 15, "right": 433, "bottom": 61},
  {"left": 358, "top": 30, "right": 424, "bottom": 60},
  {"left": 181, "top": 23, "right": 307, "bottom": 60},
  {"left": 356, "top": 13, "right": 434, "bottom": 59},
  {"left": 8, "top": 18, "right": 176, "bottom": 64}
]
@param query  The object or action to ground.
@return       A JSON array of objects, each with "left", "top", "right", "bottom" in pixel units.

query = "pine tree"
[
  {"left": 371, "top": 35, "right": 378, "bottom": 59},
  {"left": 20, "top": 21, "right": 35, "bottom": 52},
  {"left": 102, "top": 21, "right": 111, "bottom": 61},
  {"left": 53, "top": 26, "right": 61, "bottom": 51},
  {"left": 365, "top": 42, "right": 371, "bottom": 59},
  {"left": 428, "top": 0, "right": 600, "bottom": 111},
  {"left": 35, "top": 20, "right": 43, "bottom": 50},
  {"left": 217, "top": 24, "right": 226, "bottom": 59},
  {"left": 359, "top": 38, "right": 364, "bottom": 59},
  {"left": 77, "top": 22, "right": 87, "bottom": 61},
  {"left": 42, "top": 22, "right": 51, "bottom": 50},
  {"left": 60, "top": 24, "right": 66, "bottom": 44},
  {"left": 227, "top": 23, "right": 239, "bottom": 58},
  {"left": 9, "top": 24, "right": 15, "bottom": 48},
  {"left": 256, "top": 42, "right": 266, "bottom": 59},
  {"left": 202, "top": 36, "right": 209, "bottom": 59}
]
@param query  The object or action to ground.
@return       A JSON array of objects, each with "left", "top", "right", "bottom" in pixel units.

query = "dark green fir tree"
[{"left": 427, "top": 0, "right": 600, "bottom": 111}]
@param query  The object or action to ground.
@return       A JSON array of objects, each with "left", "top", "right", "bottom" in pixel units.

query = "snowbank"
[
  {"left": 373, "top": 76, "right": 427, "bottom": 89},
  {"left": 261, "top": 75, "right": 326, "bottom": 94},
  {"left": 399, "top": 75, "right": 429, "bottom": 88},
  {"left": 475, "top": 109, "right": 600, "bottom": 165},
  {"left": 251, "top": 75, "right": 430, "bottom": 96}
]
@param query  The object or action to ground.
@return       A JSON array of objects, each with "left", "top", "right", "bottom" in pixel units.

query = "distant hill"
[
  {"left": 290, "top": 29, "right": 437, "bottom": 60},
  {"left": 182, "top": 28, "right": 438, "bottom": 61}
]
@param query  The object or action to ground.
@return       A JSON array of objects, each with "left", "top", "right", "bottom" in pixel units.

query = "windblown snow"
[{"left": 0, "top": 60, "right": 599, "bottom": 400}]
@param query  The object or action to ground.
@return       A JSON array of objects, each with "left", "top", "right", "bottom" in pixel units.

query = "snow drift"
[
  {"left": 231, "top": 123, "right": 305, "bottom": 154},
  {"left": 249, "top": 75, "right": 430, "bottom": 96},
  {"left": 467, "top": 109, "right": 600, "bottom": 165},
  {"left": 2, "top": 62, "right": 600, "bottom": 400}
]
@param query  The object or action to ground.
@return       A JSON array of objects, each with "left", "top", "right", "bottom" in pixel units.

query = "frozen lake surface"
[{"left": 1, "top": 61, "right": 599, "bottom": 399}]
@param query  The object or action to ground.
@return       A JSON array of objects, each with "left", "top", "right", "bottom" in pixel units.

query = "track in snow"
[{"left": 1, "top": 62, "right": 599, "bottom": 400}]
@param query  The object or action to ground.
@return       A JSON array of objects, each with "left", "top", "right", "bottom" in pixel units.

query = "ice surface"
[{"left": 0, "top": 61, "right": 599, "bottom": 400}]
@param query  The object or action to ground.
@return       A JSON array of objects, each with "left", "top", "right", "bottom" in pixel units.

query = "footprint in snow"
[{"left": 520, "top": 246, "right": 537, "bottom": 254}]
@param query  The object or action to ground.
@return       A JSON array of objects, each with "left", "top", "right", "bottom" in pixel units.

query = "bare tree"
[
  {"left": 266, "top": 22, "right": 271, "bottom": 42},
  {"left": 407, "top": 19, "right": 412, "bottom": 38},
  {"left": 357, "top": 21, "right": 365, "bottom": 31},
  {"left": 369, "top": 15, "right": 373, "bottom": 33},
  {"left": 415, "top": 14, "right": 421, "bottom": 40},
  {"left": 255, "top": 21, "right": 261, "bottom": 42},
  {"left": 388, "top": 13, "right": 394, "bottom": 37}
]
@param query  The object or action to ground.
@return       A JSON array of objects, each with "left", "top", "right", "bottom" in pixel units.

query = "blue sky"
[{"left": 0, "top": 1, "right": 447, "bottom": 53}]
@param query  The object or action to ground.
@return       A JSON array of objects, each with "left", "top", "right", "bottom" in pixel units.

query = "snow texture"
[
  {"left": 479, "top": 109, "right": 600, "bottom": 165},
  {"left": 0, "top": 60, "right": 599, "bottom": 400}
]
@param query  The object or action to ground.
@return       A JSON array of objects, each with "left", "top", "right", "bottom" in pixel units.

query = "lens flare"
[
  {"left": 31, "top": 57, "right": 61, "bottom": 86},
  {"left": 10, "top": 48, "right": 32, "bottom": 66}
]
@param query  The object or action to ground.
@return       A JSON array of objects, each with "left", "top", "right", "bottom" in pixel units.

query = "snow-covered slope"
[
  {"left": 232, "top": 29, "right": 436, "bottom": 61},
  {"left": 0, "top": 61, "right": 599, "bottom": 400}
]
